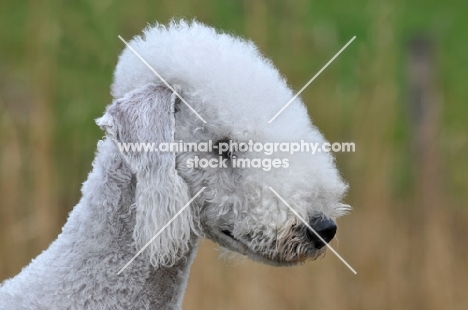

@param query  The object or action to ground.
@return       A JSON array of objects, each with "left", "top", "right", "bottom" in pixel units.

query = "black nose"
[{"left": 306, "top": 216, "right": 337, "bottom": 249}]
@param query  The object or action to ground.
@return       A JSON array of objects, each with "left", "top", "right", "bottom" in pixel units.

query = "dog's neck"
[
  {"left": 143, "top": 247, "right": 198, "bottom": 309},
  {"left": 0, "top": 139, "right": 199, "bottom": 309},
  {"left": 88, "top": 138, "right": 199, "bottom": 308}
]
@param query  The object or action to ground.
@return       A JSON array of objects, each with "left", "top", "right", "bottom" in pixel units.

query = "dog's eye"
[
  {"left": 174, "top": 97, "right": 181, "bottom": 113},
  {"left": 215, "top": 138, "right": 233, "bottom": 160}
]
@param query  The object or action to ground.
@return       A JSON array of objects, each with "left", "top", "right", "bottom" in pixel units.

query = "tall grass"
[{"left": 1, "top": 0, "right": 467, "bottom": 309}]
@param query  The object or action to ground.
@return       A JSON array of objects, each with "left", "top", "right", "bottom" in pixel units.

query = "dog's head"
[{"left": 97, "top": 20, "right": 350, "bottom": 268}]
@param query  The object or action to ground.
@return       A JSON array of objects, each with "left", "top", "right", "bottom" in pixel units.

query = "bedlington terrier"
[{"left": 0, "top": 20, "right": 349, "bottom": 309}]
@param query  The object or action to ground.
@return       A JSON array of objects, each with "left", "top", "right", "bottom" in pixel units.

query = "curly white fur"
[
  {"left": 98, "top": 86, "right": 199, "bottom": 268},
  {"left": 0, "top": 20, "right": 349, "bottom": 309}
]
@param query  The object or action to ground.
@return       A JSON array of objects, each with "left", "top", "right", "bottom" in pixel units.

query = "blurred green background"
[{"left": 1, "top": 0, "right": 467, "bottom": 309}]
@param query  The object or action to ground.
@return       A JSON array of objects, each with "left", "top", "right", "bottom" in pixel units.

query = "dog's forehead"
[
  {"left": 112, "top": 21, "right": 314, "bottom": 134},
  {"left": 203, "top": 105, "right": 322, "bottom": 144},
  {"left": 113, "top": 22, "right": 280, "bottom": 97}
]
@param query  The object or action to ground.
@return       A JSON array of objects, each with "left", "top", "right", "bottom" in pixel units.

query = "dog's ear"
[{"left": 96, "top": 83, "right": 197, "bottom": 267}]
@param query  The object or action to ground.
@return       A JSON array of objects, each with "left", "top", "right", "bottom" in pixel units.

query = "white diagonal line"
[
  {"left": 118, "top": 35, "right": 207, "bottom": 124},
  {"left": 268, "top": 36, "right": 356, "bottom": 123},
  {"left": 117, "top": 187, "right": 206, "bottom": 275},
  {"left": 268, "top": 187, "right": 357, "bottom": 274}
]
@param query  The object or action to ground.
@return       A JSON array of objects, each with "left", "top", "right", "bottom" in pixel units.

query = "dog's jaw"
[{"left": 203, "top": 226, "right": 323, "bottom": 267}]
